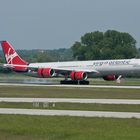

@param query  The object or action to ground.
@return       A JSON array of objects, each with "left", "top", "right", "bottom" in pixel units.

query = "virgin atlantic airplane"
[{"left": 1, "top": 41, "right": 140, "bottom": 85}]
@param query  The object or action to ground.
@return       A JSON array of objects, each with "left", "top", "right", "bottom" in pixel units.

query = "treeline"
[
  {"left": 0, "top": 48, "right": 73, "bottom": 63},
  {"left": 0, "top": 30, "right": 140, "bottom": 64}
]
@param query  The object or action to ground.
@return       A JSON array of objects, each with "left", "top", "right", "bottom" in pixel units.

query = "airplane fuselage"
[{"left": 29, "top": 58, "right": 140, "bottom": 77}]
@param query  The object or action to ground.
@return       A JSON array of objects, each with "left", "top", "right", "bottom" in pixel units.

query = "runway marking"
[
  {"left": 0, "top": 108, "right": 140, "bottom": 118},
  {"left": 0, "top": 98, "right": 140, "bottom": 104},
  {"left": 0, "top": 83, "right": 140, "bottom": 89}
]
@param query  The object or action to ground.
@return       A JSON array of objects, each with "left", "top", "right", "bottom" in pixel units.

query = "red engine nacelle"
[
  {"left": 103, "top": 75, "right": 117, "bottom": 81},
  {"left": 38, "top": 68, "right": 55, "bottom": 78},
  {"left": 70, "top": 71, "right": 88, "bottom": 81}
]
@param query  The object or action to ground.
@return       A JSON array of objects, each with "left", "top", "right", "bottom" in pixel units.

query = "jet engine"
[
  {"left": 103, "top": 75, "right": 117, "bottom": 81},
  {"left": 70, "top": 71, "right": 88, "bottom": 80},
  {"left": 38, "top": 68, "right": 55, "bottom": 78}
]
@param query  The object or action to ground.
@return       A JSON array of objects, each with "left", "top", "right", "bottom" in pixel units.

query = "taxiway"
[
  {"left": 0, "top": 98, "right": 140, "bottom": 104},
  {"left": 0, "top": 108, "right": 140, "bottom": 118},
  {"left": 0, "top": 83, "right": 140, "bottom": 89}
]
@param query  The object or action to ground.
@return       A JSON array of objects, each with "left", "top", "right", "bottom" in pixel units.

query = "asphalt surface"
[
  {"left": 0, "top": 98, "right": 140, "bottom": 104},
  {"left": 0, "top": 83, "right": 140, "bottom": 89},
  {"left": 0, "top": 108, "right": 140, "bottom": 118}
]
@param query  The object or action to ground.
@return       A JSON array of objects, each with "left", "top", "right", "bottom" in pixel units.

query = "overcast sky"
[{"left": 0, "top": 0, "right": 140, "bottom": 49}]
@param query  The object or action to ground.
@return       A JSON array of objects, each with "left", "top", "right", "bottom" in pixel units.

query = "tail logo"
[{"left": 5, "top": 48, "right": 18, "bottom": 64}]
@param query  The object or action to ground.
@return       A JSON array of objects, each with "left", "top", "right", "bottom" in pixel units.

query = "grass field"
[
  {"left": 0, "top": 76, "right": 140, "bottom": 139},
  {"left": 0, "top": 85, "right": 140, "bottom": 99},
  {"left": 0, "top": 102, "right": 140, "bottom": 112},
  {"left": 0, "top": 115, "right": 140, "bottom": 140}
]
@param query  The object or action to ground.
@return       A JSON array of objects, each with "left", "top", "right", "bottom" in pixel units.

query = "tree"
[
  {"left": 71, "top": 41, "right": 85, "bottom": 60},
  {"left": 71, "top": 30, "right": 139, "bottom": 60}
]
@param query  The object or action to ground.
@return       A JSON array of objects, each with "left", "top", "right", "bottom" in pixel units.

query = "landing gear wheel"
[
  {"left": 60, "top": 80, "right": 89, "bottom": 85},
  {"left": 79, "top": 80, "right": 89, "bottom": 85}
]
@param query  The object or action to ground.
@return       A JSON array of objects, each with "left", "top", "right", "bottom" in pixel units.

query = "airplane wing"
[
  {"left": 2, "top": 63, "right": 99, "bottom": 73},
  {"left": 50, "top": 67, "right": 99, "bottom": 74}
]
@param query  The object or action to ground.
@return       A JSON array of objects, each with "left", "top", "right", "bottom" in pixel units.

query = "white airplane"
[{"left": 0, "top": 41, "right": 140, "bottom": 85}]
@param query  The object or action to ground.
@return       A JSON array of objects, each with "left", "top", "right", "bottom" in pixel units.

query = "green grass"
[
  {"left": 0, "top": 77, "right": 140, "bottom": 139},
  {"left": 0, "top": 102, "right": 140, "bottom": 112},
  {"left": 0, "top": 86, "right": 140, "bottom": 99},
  {"left": 0, "top": 115, "right": 140, "bottom": 140}
]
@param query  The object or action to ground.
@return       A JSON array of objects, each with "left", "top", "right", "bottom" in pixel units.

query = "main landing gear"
[{"left": 60, "top": 80, "right": 89, "bottom": 85}]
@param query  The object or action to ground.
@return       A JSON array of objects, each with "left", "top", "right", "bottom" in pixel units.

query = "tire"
[{"left": 60, "top": 80, "right": 89, "bottom": 85}]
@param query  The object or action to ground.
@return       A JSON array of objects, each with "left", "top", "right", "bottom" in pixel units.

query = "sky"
[{"left": 0, "top": 0, "right": 140, "bottom": 50}]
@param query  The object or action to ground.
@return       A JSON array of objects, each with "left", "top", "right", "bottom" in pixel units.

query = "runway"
[
  {"left": 0, "top": 108, "right": 140, "bottom": 118},
  {"left": 0, "top": 98, "right": 140, "bottom": 104},
  {"left": 0, "top": 82, "right": 140, "bottom": 119},
  {"left": 0, "top": 83, "right": 140, "bottom": 89}
]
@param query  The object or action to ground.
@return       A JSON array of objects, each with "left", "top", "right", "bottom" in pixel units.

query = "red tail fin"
[{"left": 0, "top": 41, "right": 28, "bottom": 71}]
